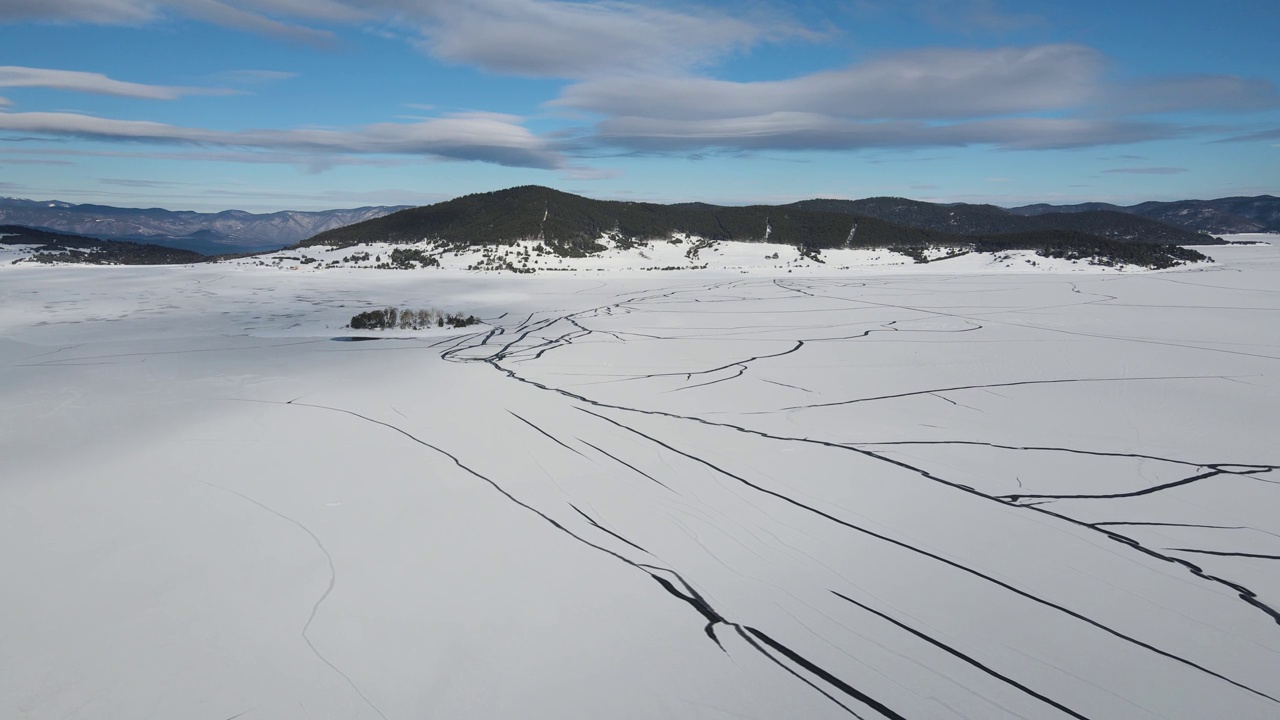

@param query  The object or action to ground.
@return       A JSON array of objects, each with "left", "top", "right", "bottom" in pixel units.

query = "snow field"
[{"left": 1, "top": 242, "right": 1277, "bottom": 719}]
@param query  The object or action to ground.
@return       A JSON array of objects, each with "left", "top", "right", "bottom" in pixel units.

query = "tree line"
[{"left": 347, "top": 307, "right": 480, "bottom": 330}]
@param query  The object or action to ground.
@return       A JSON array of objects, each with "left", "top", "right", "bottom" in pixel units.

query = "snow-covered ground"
[
  {"left": 0, "top": 244, "right": 46, "bottom": 263},
  {"left": 2, "top": 242, "right": 1278, "bottom": 719},
  {"left": 213, "top": 234, "right": 1210, "bottom": 274}
]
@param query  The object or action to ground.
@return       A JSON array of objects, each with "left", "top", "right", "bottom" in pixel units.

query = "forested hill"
[
  {"left": 790, "top": 197, "right": 1215, "bottom": 244},
  {"left": 1012, "top": 196, "right": 1280, "bottom": 234},
  {"left": 300, "top": 186, "right": 1218, "bottom": 254},
  {"left": 300, "top": 186, "right": 947, "bottom": 253},
  {"left": 0, "top": 225, "right": 205, "bottom": 265}
]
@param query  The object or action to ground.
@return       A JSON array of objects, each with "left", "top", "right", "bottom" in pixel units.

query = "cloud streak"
[
  {"left": 0, "top": 109, "right": 566, "bottom": 169},
  {"left": 550, "top": 42, "right": 1277, "bottom": 156},
  {"left": 556, "top": 45, "right": 1104, "bottom": 121},
  {"left": 0, "top": 66, "right": 232, "bottom": 99},
  {"left": 2, "top": 3, "right": 1275, "bottom": 170},
  {"left": 0, "top": 0, "right": 155, "bottom": 24},
  {"left": 416, "top": 0, "right": 798, "bottom": 77},
  {"left": 0, "top": 0, "right": 797, "bottom": 74},
  {"left": 1216, "top": 127, "right": 1280, "bottom": 143},
  {"left": 591, "top": 113, "right": 1174, "bottom": 152}
]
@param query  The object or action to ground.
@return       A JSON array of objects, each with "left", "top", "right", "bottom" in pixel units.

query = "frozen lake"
[{"left": 3, "top": 243, "right": 1279, "bottom": 719}]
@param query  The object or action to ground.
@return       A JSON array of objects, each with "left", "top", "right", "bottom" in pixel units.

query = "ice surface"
[{"left": 1, "top": 243, "right": 1278, "bottom": 719}]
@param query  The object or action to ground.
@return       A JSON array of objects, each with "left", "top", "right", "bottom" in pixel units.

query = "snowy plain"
[{"left": 2, "top": 238, "right": 1278, "bottom": 719}]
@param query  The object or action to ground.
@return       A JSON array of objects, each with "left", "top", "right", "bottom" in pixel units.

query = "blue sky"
[{"left": 0, "top": 0, "right": 1276, "bottom": 211}]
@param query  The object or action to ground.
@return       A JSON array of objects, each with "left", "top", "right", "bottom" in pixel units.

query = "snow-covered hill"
[{"left": 222, "top": 235, "right": 1209, "bottom": 275}]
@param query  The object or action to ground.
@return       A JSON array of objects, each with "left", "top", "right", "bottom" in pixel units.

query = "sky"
[{"left": 0, "top": 0, "right": 1277, "bottom": 212}]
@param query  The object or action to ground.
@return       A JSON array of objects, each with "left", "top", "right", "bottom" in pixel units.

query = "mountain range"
[
  {"left": 0, "top": 198, "right": 409, "bottom": 255},
  {"left": 1, "top": 225, "right": 205, "bottom": 264},
  {"left": 1, "top": 191, "right": 1274, "bottom": 257}
]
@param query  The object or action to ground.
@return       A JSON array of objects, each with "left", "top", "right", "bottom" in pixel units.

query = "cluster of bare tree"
[{"left": 348, "top": 307, "right": 480, "bottom": 330}]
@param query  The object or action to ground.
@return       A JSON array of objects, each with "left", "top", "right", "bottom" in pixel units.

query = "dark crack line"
[
  {"left": 1165, "top": 548, "right": 1280, "bottom": 560},
  {"left": 568, "top": 503, "right": 652, "bottom": 555},
  {"left": 1093, "top": 522, "right": 1248, "bottom": 530},
  {"left": 765, "top": 375, "right": 1233, "bottom": 413},
  {"left": 569, "top": 406, "right": 1277, "bottom": 703},
  {"left": 853, "top": 440, "right": 1208, "bottom": 468},
  {"left": 649, "top": 574, "right": 725, "bottom": 649},
  {"left": 508, "top": 410, "right": 587, "bottom": 458},
  {"left": 1001, "top": 466, "right": 1277, "bottom": 502},
  {"left": 761, "top": 378, "right": 815, "bottom": 393},
  {"left": 745, "top": 626, "right": 906, "bottom": 720},
  {"left": 850, "top": 446, "right": 1280, "bottom": 631},
  {"left": 577, "top": 438, "right": 674, "bottom": 491},
  {"left": 832, "top": 591, "right": 1090, "bottom": 720},
  {"left": 433, "top": 281, "right": 1280, "bottom": 703},
  {"left": 507, "top": 329, "right": 592, "bottom": 363},
  {"left": 444, "top": 331, "right": 1280, "bottom": 702},
  {"left": 567, "top": 315, "right": 630, "bottom": 343},
  {"left": 795, "top": 284, "right": 1280, "bottom": 362},
  {"left": 731, "top": 626, "right": 864, "bottom": 719},
  {"left": 255, "top": 398, "right": 828, "bottom": 692},
  {"left": 573, "top": 407, "right": 1280, "bottom": 696},
  {"left": 197, "top": 480, "right": 388, "bottom": 720},
  {"left": 1056, "top": 517, "right": 1280, "bottom": 628},
  {"left": 614, "top": 340, "right": 806, "bottom": 384},
  {"left": 669, "top": 364, "right": 747, "bottom": 392}
]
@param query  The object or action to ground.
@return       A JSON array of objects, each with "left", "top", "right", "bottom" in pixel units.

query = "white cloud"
[
  {"left": 556, "top": 45, "right": 1103, "bottom": 120},
  {"left": 553, "top": 43, "right": 1177, "bottom": 154},
  {"left": 0, "top": 0, "right": 155, "bottom": 24},
  {"left": 3, "top": 3, "right": 1274, "bottom": 163},
  {"left": 552, "top": 42, "right": 1277, "bottom": 155},
  {"left": 1217, "top": 128, "right": 1280, "bottom": 143},
  {"left": 2, "top": 0, "right": 808, "bottom": 75},
  {"left": 1, "top": 1, "right": 803, "bottom": 76},
  {"left": 0, "top": 155, "right": 73, "bottom": 165},
  {"left": 0, "top": 66, "right": 232, "bottom": 99},
  {"left": 175, "top": 0, "right": 339, "bottom": 45},
  {"left": 0, "top": 109, "right": 566, "bottom": 169},
  {"left": 591, "top": 113, "right": 1173, "bottom": 152},
  {"left": 0, "top": 0, "right": 362, "bottom": 42},
  {"left": 415, "top": 0, "right": 795, "bottom": 77},
  {"left": 6, "top": 145, "right": 422, "bottom": 172}
]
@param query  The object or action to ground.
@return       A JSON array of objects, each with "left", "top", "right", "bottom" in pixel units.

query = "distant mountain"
[
  {"left": 0, "top": 198, "right": 410, "bottom": 255},
  {"left": 791, "top": 197, "right": 1214, "bottom": 244},
  {"left": 299, "top": 186, "right": 1211, "bottom": 269},
  {"left": 0, "top": 225, "right": 205, "bottom": 265},
  {"left": 1011, "top": 196, "right": 1280, "bottom": 234}
]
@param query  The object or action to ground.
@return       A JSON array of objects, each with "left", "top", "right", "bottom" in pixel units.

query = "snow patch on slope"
[{"left": 221, "top": 235, "right": 1198, "bottom": 275}]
